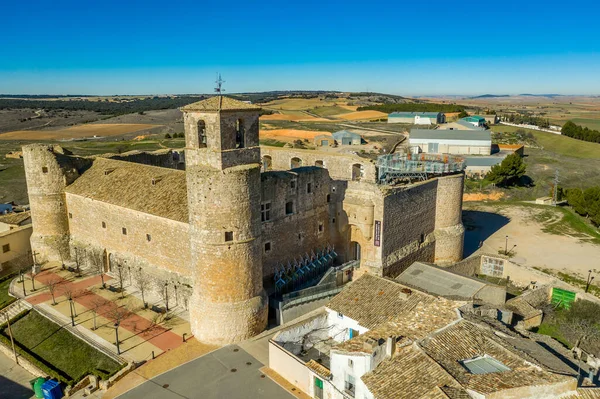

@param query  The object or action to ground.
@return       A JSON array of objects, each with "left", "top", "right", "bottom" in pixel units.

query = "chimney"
[{"left": 386, "top": 336, "right": 397, "bottom": 358}]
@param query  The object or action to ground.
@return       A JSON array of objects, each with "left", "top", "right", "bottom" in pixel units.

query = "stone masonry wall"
[
  {"left": 260, "top": 167, "right": 331, "bottom": 282},
  {"left": 65, "top": 193, "right": 191, "bottom": 277},
  {"left": 260, "top": 147, "right": 377, "bottom": 183}
]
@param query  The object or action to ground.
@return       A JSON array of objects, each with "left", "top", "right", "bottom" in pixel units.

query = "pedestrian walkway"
[{"left": 24, "top": 270, "right": 185, "bottom": 353}]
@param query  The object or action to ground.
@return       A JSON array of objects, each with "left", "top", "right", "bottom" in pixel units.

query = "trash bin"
[
  {"left": 29, "top": 377, "right": 46, "bottom": 398},
  {"left": 41, "top": 379, "right": 62, "bottom": 399}
]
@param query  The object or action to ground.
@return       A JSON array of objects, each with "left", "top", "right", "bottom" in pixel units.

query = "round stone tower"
[
  {"left": 23, "top": 144, "right": 79, "bottom": 263},
  {"left": 434, "top": 173, "right": 465, "bottom": 264},
  {"left": 183, "top": 96, "right": 268, "bottom": 345}
]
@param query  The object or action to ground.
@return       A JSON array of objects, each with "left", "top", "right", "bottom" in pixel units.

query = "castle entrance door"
[{"left": 350, "top": 241, "right": 361, "bottom": 261}]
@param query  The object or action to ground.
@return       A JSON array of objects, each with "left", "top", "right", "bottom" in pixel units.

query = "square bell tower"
[{"left": 181, "top": 96, "right": 261, "bottom": 170}]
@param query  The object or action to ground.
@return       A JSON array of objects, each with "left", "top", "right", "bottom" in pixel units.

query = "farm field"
[
  {"left": 260, "top": 113, "right": 329, "bottom": 122},
  {"left": 260, "top": 128, "right": 331, "bottom": 143},
  {"left": 0, "top": 123, "right": 161, "bottom": 140},
  {"left": 334, "top": 110, "right": 388, "bottom": 120}
]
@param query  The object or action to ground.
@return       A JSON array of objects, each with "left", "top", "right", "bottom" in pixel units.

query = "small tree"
[
  {"left": 46, "top": 278, "right": 62, "bottom": 305},
  {"left": 155, "top": 280, "right": 170, "bottom": 311},
  {"left": 114, "top": 263, "right": 126, "bottom": 298},
  {"left": 90, "top": 297, "right": 108, "bottom": 330},
  {"left": 133, "top": 268, "right": 151, "bottom": 308},
  {"left": 164, "top": 133, "right": 172, "bottom": 139},
  {"left": 89, "top": 249, "right": 106, "bottom": 288},
  {"left": 486, "top": 153, "right": 527, "bottom": 187}
]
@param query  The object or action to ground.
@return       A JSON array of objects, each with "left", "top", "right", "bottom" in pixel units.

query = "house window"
[
  {"left": 68, "top": 213, "right": 73, "bottom": 219},
  {"left": 261, "top": 202, "right": 271, "bottom": 222},
  {"left": 42, "top": 167, "right": 48, "bottom": 174},
  {"left": 146, "top": 234, "right": 152, "bottom": 242},
  {"left": 285, "top": 201, "right": 294, "bottom": 215},
  {"left": 307, "top": 183, "right": 312, "bottom": 194},
  {"left": 122, "top": 227, "right": 127, "bottom": 235},
  {"left": 344, "top": 374, "right": 355, "bottom": 396},
  {"left": 290, "top": 180, "right": 296, "bottom": 189},
  {"left": 315, "top": 160, "right": 324, "bottom": 167},
  {"left": 2, "top": 244, "right": 9, "bottom": 253},
  {"left": 102, "top": 222, "right": 106, "bottom": 229},
  {"left": 225, "top": 231, "right": 234, "bottom": 242},
  {"left": 264, "top": 242, "right": 271, "bottom": 253},
  {"left": 348, "top": 359, "right": 353, "bottom": 368},
  {"left": 290, "top": 157, "right": 302, "bottom": 169}
]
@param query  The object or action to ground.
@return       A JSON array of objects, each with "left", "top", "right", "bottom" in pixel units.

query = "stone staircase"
[{"left": 0, "top": 299, "right": 32, "bottom": 321}]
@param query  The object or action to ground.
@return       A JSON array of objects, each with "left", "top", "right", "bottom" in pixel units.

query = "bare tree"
[
  {"left": 89, "top": 249, "right": 106, "bottom": 288},
  {"left": 46, "top": 277, "right": 62, "bottom": 305},
  {"left": 133, "top": 268, "right": 151, "bottom": 308},
  {"left": 114, "top": 263, "right": 126, "bottom": 298},
  {"left": 155, "top": 279, "right": 170, "bottom": 311},
  {"left": 107, "top": 305, "right": 131, "bottom": 355},
  {"left": 89, "top": 297, "right": 108, "bottom": 330},
  {"left": 73, "top": 247, "right": 82, "bottom": 277}
]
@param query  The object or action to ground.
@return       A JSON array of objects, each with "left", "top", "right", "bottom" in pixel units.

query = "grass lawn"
[
  {"left": 491, "top": 125, "right": 600, "bottom": 159},
  {"left": 571, "top": 118, "right": 600, "bottom": 131},
  {"left": 0, "top": 275, "right": 16, "bottom": 310},
  {"left": 5, "top": 311, "right": 122, "bottom": 383},
  {"left": 534, "top": 322, "right": 571, "bottom": 348}
]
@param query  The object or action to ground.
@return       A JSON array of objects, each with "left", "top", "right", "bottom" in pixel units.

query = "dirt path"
[{"left": 463, "top": 204, "right": 600, "bottom": 280}]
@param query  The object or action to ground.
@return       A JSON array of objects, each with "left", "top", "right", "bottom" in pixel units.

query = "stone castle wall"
[
  {"left": 65, "top": 192, "right": 191, "bottom": 278},
  {"left": 260, "top": 167, "right": 331, "bottom": 281},
  {"left": 260, "top": 147, "right": 377, "bottom": 183},
  {"left": 22, "top": 144, "right": 91, "bottom": 263},
  {"left": 434, "top": 173, "right": 465, "bottom": 264}
]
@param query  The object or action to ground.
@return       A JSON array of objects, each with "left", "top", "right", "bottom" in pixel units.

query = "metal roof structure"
[
  {"left": 332, "top": 130, "right": 361, "bottom": 140},
  {"left": 463, "top": 115, "right": 486, "bottom": 122},
  {"left": 462, "top": 356, "right": 511, "bottom": 375},
  {"left": 410, "top": 129, "right": 491, "bottom": 141},
  {"left": 389, "top": 112, "right": 442, "bottom": 118},
  {"left": 396, "top": 262, "right": 488, "bottom": 299},
  {"left": 376, "top": 153, "right": 465, "bottom": 184}
]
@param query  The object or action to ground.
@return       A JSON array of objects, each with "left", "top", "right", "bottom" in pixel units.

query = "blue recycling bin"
[{"left": 41, "top": 379, "right": 62, "bottom": 399}]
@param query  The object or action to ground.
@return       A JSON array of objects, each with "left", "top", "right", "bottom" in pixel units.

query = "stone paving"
[{"left": 15, "top": 267, "right": 191, "bottom": 362}]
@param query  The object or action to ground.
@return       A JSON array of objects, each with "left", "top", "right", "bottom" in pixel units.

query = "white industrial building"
[
  {"left": 388, "top": 112, "right": 445, "bottom": 125},
  {"left": 409, "top": 129, "right": 492, "bottom": 155}
]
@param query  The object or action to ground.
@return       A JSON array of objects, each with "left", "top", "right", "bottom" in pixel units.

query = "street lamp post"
[
  {"left": 69, "top": 299, "right": 75, "bottom": 327},
  {"left": 505, "top": 235, "right": 509, "bottom": 255},
  {"left": 585, "top": 270, "right": 595, "bottom": 293},
  {"left": 114, "top": 323, "right": 121, "bottom": 355},
  {"left": 19, "top": 269, "right": 26, "bottom": 297}
]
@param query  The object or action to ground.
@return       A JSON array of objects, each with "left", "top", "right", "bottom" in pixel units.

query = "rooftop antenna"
[{"left": 214, "top": 73, "right": 225, "bottom": 110}]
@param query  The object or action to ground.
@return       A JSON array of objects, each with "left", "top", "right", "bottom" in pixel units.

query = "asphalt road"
[{"left": 117, "top": 345, "right": 295, "bottom": 399}]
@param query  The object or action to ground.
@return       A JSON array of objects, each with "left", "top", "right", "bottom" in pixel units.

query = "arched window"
[
  {"left": 315, "top": 160, "right": 324, "bottom": 168},
  {"left": 197, "top": 120, "right": 207, "bottom": 148},
  {"left": 262, "top": 155, "right": 272, "bottom": 171},
  {"left": 291, "top": 157, "right": 302, "bottom": 169},
  {"left": 236, "top": 119, "right": 245, "bottom": 148},
  {"left": 352, "top": 163, "right": 364, "bottom": 181}
]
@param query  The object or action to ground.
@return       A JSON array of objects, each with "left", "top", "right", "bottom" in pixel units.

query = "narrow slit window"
[
  {"left": 146, "top": 234, "right": 152, "bottom": 242},
  {"left": 122, "top": 227, "right": 127, "bottom": 235},
  {"left": 264, "top": 242, "right": 271, "bottom": 253},
  {"left": 102, "top": 221, "right": 106, "bottom": 229},
  {"left": 285, "top": 201, "right": 294, "bottom": 215},
  {"left": 42, "top": 167, "right": 48, "bottom": 174}
]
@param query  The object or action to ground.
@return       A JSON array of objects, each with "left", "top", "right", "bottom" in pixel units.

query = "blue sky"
[{"left": 2, "top": 0, "right": 599, "bottom": 95}]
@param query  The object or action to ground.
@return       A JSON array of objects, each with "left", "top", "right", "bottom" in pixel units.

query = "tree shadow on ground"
[{"left": 462, "top": 210, "right": 511, "bottom": 257}]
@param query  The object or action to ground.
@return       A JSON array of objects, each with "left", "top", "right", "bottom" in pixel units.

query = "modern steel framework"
[{"left": 377, "top": 153, "right": 466, "bottom": 184}]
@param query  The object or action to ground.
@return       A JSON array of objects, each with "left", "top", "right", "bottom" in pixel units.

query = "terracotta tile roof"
[
  {"left": 65, "top": 157, "right": 188, "bottom": 223},
  {"left": 576, "top": 388, "right": 600, "bottom": 399},
  {"left": 419, "top": 320, "right": 573, "bottom": 395},
  {"left": 438, "top": 386, "right": 471, "bottom": 399},
  {"left": 0, "top": 211, "right": 31, "bottom": 226},
  {"left": 305, "top": 359, "right": 331, "bottom": 379},
  {"left": 361, "top": 345, "right": 461, "bottom": 399},
  {"left": 326, "top": 274, "right": 461, "bottom": 331},
  {"left": 180, "top": 96, "right": 260, "bottom": 112}
]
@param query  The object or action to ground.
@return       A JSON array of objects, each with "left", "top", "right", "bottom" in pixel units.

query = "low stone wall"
[{"left": 99, "top": 362, "right": 136, "bottom": 391}]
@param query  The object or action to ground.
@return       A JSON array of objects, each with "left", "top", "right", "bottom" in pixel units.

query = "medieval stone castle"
[{"left": 22, "top": 96, "right": 465, "bottom": 345}]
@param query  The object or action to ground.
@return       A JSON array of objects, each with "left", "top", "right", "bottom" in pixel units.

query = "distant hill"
[
  {"left": 470, "top": 94, "right": 510, "bottom": 99},
  {"left": 519, "top": 94, "right": 562, "bottom": 97}
]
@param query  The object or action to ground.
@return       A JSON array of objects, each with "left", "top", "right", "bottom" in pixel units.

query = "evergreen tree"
[{"left": 486, "top": 153, "right": 526, "bottom": 186}]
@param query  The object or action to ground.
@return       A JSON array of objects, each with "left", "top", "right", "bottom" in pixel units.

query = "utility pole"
[
  {"left": 552, "top": 170, "right": 560, "bottom": 206},
  {"left": 4, "top": 313, "right": 18, "bottom": 364},
  {"left": 585, "top": 270, "right": 595, "bottom": 293}
]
